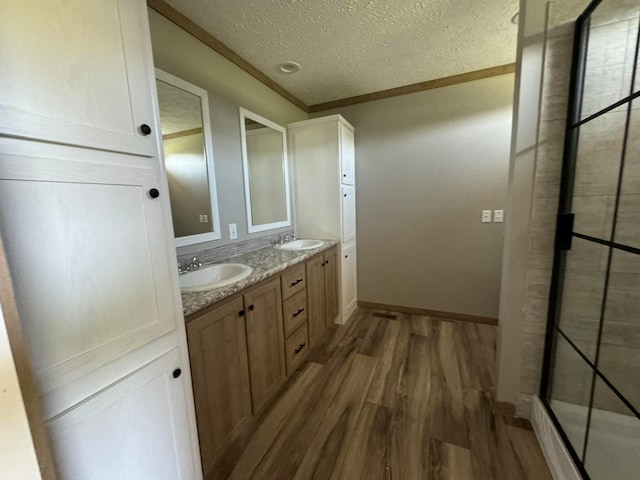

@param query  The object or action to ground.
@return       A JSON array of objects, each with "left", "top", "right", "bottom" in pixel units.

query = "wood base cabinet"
[
  {"left": 306, "top": 246, "right": 340, "bottom": 346},
  {"left": 186, "top": 297, "right": 252, "bottom": 476},
  {"left": 186, "top": 277, "right": 285, "bottom": 477}
]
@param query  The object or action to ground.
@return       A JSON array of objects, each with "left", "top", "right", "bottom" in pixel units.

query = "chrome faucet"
[
  {"left": 178, "top": 256, "right": 202, "bottom": 274},
  {"left": 187, "top": 256, "right": 202, "bottom": 271}
]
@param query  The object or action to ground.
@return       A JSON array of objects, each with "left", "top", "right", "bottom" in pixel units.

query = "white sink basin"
[
  {"left": 276, "top": 239, "right": 325, "bottom": 251},
  {"left": 179, "top": 263, "right": 252, "bottom": 292}
]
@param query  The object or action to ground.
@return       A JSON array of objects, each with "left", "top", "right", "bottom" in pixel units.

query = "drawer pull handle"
[
  {"left": 294, "top": 343, "right": 306, "bottom": 354},
  {"left": 292, "top": 308, "right": 305, "bottom": 317},
  {"left": 290, "top": 279, "right": 303, "bottom": 287}
]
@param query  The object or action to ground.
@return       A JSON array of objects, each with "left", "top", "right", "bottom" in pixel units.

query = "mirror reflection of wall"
[
  {"left": 155, "top": 69, "right": 221, "bottom": 246},
  {"left": 240, "top": 109, "right": 291, "bottom": 233}
]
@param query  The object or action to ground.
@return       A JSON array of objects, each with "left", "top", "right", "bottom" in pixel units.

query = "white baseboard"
[{"left": 531, "top": 396, "right": 583, "bottom": 480}]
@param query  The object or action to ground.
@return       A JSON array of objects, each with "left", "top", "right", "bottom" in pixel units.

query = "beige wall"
[
  {"left": 495, "top": 0, "right": 598, "bottom": 417},
  {"left": 312, "top": 74, "right": 514, "bottom": 318},
  {"left": 148, "top": 9, "right": 307, "bottom": 256},
  {"left": 164, "top": 133, "right": 212, "bottom": 237}
]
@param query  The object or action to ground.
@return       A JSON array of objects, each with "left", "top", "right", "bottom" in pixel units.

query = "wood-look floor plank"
[
  {"left": 292, "top": 353, "right": 378, "bottom": 479},
  {"left": 248, "top": 335, "right": 361, "bottom": 479},
  {"left": 506, "top": 424, "right": 553, "bottom": 480},
  {"left": 454, "top": 322, "right": 493, "bottom": 393},
  {"left": 223, "top": 308, "right": 552, "bottom": 480},
  {"left": 464, "top": 387, "right": 529, "bottom": 480},
  {"left": 463, "top": 388, "right": 504, "bottom": 480},
  {"left": 388, "top": 334, "right": 432, "bottom": 480},
  {"left": 344, "top": 308, "right": 371, "bottom": 339},
  {"left": 475, "top": 323, "right": 497, "bottom": 386},
  {"left": 359, "top": 316, "right": 389, "bottom": 357},
  {"left": 428, "top": 320, "right": 470, "bottom": 448},
  {"left": 227, "top": 362, "right": 324, "bottom": 480},
  {"left": 409, "top": 313, "right": 432, "bottom": 337},
  {"left": 305, "top": 322, "right": 350, "bottom": 365},
  {"left": 330, "top": 402, "right": 393, "bottom": 480},
  {"left": 365, "top": 319, "right": 410, "bottom": 409},
  {"left": 428, "top": 439, "right": 474, "bottom": 480}
]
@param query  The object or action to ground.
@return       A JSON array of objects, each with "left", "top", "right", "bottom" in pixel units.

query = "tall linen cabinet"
[
  {"left": 0, "top": 0, "right": 202, "bottom": 478},
  {"left": 288, "top": 115, "right": 357, "bottom": 324}
]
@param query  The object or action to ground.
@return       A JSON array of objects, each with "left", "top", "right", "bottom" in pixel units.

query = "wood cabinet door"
[
  {"left": 339, "top": 123, "right": 355, "bottom": 185},
  {"left": 186, "top": 297, "right": 252, "bottom": 475},
  {"left": 244, "top": 278, "right": 286, "bottom": 412},
  {"left": 0, "top": 0, "right": 158, "bottom": 157},
  {"left": 323, "top": 247, "right": 340, "bottom": 325},
  {"left": 306, "top": 255, "right": 326, "bottom": 347},
  {"left": 0, "top": 139, "right": 179, "bottom": 402},
  {"left": 342, "top": 243, "right": 358, "bottom": 322},
  {"left": 47, "top": 348, "right": 198, "bottom": 480}
]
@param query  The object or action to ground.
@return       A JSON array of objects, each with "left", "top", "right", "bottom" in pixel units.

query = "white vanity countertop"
[{"left": 181, "top": 239, "right": 339, "bottom": 317}]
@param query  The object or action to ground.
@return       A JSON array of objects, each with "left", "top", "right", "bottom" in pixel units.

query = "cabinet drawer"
[
  {"left": 285, "top": 322, "right": 309, "bottom": 375},
  {"left": 281, "top": 264, "right": 306, "bottom": 300},
  {"left": 282, "top": 290, "right": 308, "bottom": 337}
]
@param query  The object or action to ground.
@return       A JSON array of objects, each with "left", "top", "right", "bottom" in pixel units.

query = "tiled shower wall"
[{"left": 516, "top": 3, "right": 640, "bottom": 417}]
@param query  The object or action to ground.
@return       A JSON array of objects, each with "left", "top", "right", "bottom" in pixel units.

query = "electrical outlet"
[
  {"left": 494, "top": 210, "right": 504, "bottom": 223},
  {"left": 229, "top": 223, "right": 237, "bottom": 239},
  {"left": 481, "top": 210, "right": 492, "bottom": 223}
]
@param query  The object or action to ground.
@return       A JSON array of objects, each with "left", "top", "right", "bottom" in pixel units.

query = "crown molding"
[{"left": 148, "top": 1, "right": 515, "bottom": 115}]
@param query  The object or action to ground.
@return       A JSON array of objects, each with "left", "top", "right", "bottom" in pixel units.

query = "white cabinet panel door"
[
  {"left": 0, "top": 139, "right": 176, "bottom": 395},
  {"left": 48, "top": 348, "right": 198, "bottom": 480},
  {"left": 339, "top": 124, "right": 355, "bottom": 185},
  {"left": 341, "top": 242, "right": 357, "bottom": 322},
  {"left": 0, "top": 0, "right": 157, "bottom": 157},
  {"left": 341, "top": 185, "right": 356, "bottom": 243}
]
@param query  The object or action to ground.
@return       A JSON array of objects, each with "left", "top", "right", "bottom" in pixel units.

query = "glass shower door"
[{"left": 541, "top": 1, "right": 640, "bottom": 479}]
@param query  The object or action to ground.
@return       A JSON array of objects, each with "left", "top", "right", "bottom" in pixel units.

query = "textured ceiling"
[
  {"left": 156, "top": 79, "right": 203, "bottom": 135},
  {"left": 164, "top": 0, "right": 519, "bottom": 106}
]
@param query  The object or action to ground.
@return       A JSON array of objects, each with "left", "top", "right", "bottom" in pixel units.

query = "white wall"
[
  {"left": 313, "top": 74, "right": 514, "bottom": 318},
  {"left": 148, "top": 9, "right": 307, "bottom": 256}
]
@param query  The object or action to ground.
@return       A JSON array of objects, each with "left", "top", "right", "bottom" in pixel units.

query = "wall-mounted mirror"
[
  {"left": 156, "top": 68, "right": 221, "bottom": 247},
  {"left": 239, "top": 108, "right": 291, "bottom": 233}
]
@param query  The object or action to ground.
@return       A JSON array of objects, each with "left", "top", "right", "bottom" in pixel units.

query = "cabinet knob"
[
  {"left": 343, "top": 174, "right": 347, "bottom": 177},
  {"left": 344, "top": 194, "right": 347, "bottom": 197},
  {"left": 140, "top": 124, "right": 152, "bottom": 135},
  {"left": 149, "top": 188, "right": 160, "bottom": 198},
  {"left": 345, "top": 255, "right": 348, "bottom": 258},
  {"left": 248, "top": 304, "right": 254, "bottom": 311},
  {"left": 172, "top": 368, "right": 182, "bottom": 379},
  {"left": 238, "top": 310, "right": 245, "bottom": 317}
]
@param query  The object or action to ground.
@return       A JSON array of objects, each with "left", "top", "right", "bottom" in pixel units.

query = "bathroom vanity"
[{"left": 182, "top": 242, "right": 339, "bottom": 477}]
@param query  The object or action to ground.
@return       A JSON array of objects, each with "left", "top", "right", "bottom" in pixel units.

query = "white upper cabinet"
[
  {"left": 289, "top": 114, "right": 356, "bottom": 241},
  {"left": 339, "top": 123, "right": 355, "bottom": 185},
  {"left": 0, "top": 0, "right": 158, "bottom": 157},
  {"left": 0, "top": 139, "right": 178, "bottom": 398},
  {"left": 48, "top": 349, "right": 198, "bottom": 480},
  {"left": 341, "top": 185, "right": 356, "bottom": 243},
  {"left": 0, "top": 0, "right": 202, "bottom": 476}
]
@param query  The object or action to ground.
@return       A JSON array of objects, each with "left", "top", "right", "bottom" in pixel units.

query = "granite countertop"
[{"left": 181, "top": 239, "right": 339, "bottom": 317}]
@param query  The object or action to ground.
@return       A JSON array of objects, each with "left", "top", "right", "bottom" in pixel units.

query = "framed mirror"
[
  {"left": 155, "top": 68, "right": 221, "bottom": 247},
  {"left": 239, "top": 108, "right": 291, "bottom": 233}
]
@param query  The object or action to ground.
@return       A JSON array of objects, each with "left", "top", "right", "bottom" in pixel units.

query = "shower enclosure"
[{"left": 541, "top": 0, "right": 640, "bottom": 478}]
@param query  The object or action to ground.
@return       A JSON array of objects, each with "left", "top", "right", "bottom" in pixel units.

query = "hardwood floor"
[{"left": 216, "top": 308, "right": 552, "bottom": 480}]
